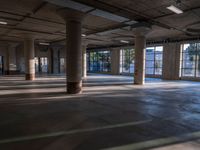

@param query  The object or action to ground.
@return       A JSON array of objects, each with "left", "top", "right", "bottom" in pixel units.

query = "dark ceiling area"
[{"left": 0, "top": 0, "right": 200, "bottom": 48}]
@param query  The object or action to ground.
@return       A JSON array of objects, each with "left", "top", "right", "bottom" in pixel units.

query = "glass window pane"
[
  {"left": 145, "top": 46, "right": 163, "bottom": 76},
  {"left": 155, "top": 67, "right": 162, "bottom": 75},
  {"left": 146, "top": 68, "right": 154, "bottom": 74},
  {"left": 146, "top": 60, "right": 154, "bottom": 68},
  {"left": 155, "top": 46, "right": 163, "bottom": 52},
  {"left": 87, "top": 50, "right": 111, "bottom": 73},
  {"left": 182, "top": 68, "right": 195, "bottom": 77}
]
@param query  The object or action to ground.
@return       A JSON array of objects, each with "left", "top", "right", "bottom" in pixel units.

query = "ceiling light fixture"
[
  {"left": 120, "top": 40, "right": 130, "bottom": 44},
  {"left": 39, "top": 42, "right": 50, "bottom": 46},
  {"left": 82, "top": 34, "right": 86, "bottom": 37},
  {"left": 0, "top": 21, "right": 8, "bottom": 25},
  {"left": 166, "top": 5, "right": 183, "bottom": 14}
]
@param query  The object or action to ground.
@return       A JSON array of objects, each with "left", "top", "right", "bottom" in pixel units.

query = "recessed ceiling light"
[
  {"left": 39, "top": 42, "right": 50, "bottom": 46},
  {"left": 167, "top": 5, "right": 183, "bottom": 14},
  {"left": 82, "top": 34, "right": 86, "bottom": 37},
  {"left": 120, "top": 40, "right": 130, "bottom": 44},
  {"left": 0, "top": 21, "right": 7, "bottom": 25}
]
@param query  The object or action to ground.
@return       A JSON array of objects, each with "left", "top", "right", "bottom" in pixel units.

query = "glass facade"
[
  {"left": 120, "top": 49, "right": 135, "bottom": 74},
  {"left": 146, "top": 46, "right": 163, "bottom": 75},
  {"left": 87, "top": 50, "right": 111, "bottom": 73},
  {"left": 119, "top": 46, "right": 163, "bottom": 76},
  {"left": 181, "top": 43, "right": 200, "bottom": 77},
  {"left": 60, "top": 58, "right": 65, "bottom": 74},
  {"left": 35, "top": 57, "right": 48, "bottom": 73}
]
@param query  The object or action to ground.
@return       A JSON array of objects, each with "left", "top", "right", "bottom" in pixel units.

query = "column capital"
[
  {"left": 82, "top": 39, "right": 89, "bottom": 46},
  {"left": 57, "top": 8, "right": 86, "bottom": 22},
  {"left": 132, "top": 23, "right": 151, "bottom": 37},
  {"left": 20, "top": 33, "right": 36, "bottom": 40},
  {"left": 7, "top": 42, "right": 19, "bottom": 48}
]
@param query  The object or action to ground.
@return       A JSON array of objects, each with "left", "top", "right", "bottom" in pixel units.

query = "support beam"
[
  {"left": 24, "top": 37, "right": 35, "bottom": 80},
  {"left": 111, "top": 48, "right": 120, "bottom": 75},
  {"left": 57, "top": 8, "right": 85, "bottom": 94},
  {"left": 4, "top": 45, "right": 9, "bottom": 75},
  {"left": 133, "top": 26, "right": 151, "bottom": 85}
]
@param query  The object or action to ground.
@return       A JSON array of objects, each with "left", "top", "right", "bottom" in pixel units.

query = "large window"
[
  {"left": 120, "top": 48, "right": 135, "bottom": 74},
  {"left": 146, "top": 46, "right": 163, "bottom": 75},
  {"left": 60, "top": 58, "right": 65, "bottom": 74},
  {"left": 35, "top": 57, "right": 48, "bottom": 73},
  {"left": 87, "top": 50, "right": 111, "bottom": 73},
  {"left": 181, "top": 43, "right": 200, "bottom": 77},
  {"left": 119, "top": 46, "right": 163, "bottom": 76}
]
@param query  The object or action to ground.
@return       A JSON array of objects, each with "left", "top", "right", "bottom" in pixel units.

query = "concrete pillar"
[
  {"left": 4, "top": 44, "right": 17, "bottom": 75},
  {"left": 111, "top": 48, "right": 120, "bottom": 75},
  {"left": 4, "top": 45, "right": 9, "bottom": 75},
  {"left": 82, "top": 44, "right": 87, "bottom": 78},
  {"left": 52, "top": 47, "right": 60, "bottom": 74},
  {"left": 133, "top": 26, "right": 151, "bottom": 85},
  {"left": 48, "top": 48, "right": 53, "bottom": 74},
  {"left": 24, "top": 37, "right": 35, "bottom": 80},
  {"left": 57, "top": 8, "right": 85, "bottom": 94},
  {"left": 162, "top": 42, "right": 181, "bottom": 80},
  {"left": 134, "top": 36, "right": 146, "bottom": 84}
]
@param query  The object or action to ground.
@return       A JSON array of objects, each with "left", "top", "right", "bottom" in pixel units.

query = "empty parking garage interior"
[{"left": 1, "top": 0, "right": 200, "bottom": 150}]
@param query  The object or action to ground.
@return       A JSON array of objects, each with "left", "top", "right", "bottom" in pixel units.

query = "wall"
[
  {"left": 111, "top": 48, "right": 120, "bottom": 75},
  {"left": 162, "top": 42, "right": 181, "bottom": 80}
]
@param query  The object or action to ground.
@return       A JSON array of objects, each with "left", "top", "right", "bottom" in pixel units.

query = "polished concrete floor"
[{"left": 0, "top": 74, "right": 200, "bottom": 150}]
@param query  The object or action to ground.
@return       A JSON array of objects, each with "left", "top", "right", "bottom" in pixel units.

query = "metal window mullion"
[
  {"left": 194, "top": 44, "right": 198, "bottom": 78},
  {"left": 181, "top": 45, "right": 184, "bottom": 77}
]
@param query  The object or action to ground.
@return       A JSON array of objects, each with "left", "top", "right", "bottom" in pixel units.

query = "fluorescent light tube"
[
  {"left": 120, "top": 40, "right": 129, "bottom": 44},
  {"left": 82, "top": 34, "right": 86, "bottom": 37},
  {"left": 0, "top": 21, "right": 7, "bottom": 25},
  {"left": 39, "top": 42, "right": 50, "bottom": 46},
  {"left": 167, "top": 5, "right": 183, "bottom": 14}
]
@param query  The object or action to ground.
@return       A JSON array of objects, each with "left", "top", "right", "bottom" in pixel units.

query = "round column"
[
  {"left": 133, "top": 26, "right": 151, "bottom": 85},
  {"left": 57, "top": 8, "right": 85, "bottom": 94},
  {"left": 134, "top": 35, "right": 146, "bottom": 85},
  {"left": 24, "top": 37, "right": 35, "bottom": 80}
]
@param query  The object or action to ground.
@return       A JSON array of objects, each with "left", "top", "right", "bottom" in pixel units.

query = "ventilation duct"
[
  {"left": 45, "top": 0, "right": 135, "bottom": 23},
  {"left": 96, "top": 29, "right": 122, "bottom": 36},
  {"left": 90, "top": 9, "right": 129, "bottom": 23},
  {"left": 45, "top": 0, "right": 94, "bottom": 12}
]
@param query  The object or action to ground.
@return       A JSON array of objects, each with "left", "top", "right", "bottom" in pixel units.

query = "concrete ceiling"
[{"left": 0, "top": 0, "right": 200, "bottom": 48}]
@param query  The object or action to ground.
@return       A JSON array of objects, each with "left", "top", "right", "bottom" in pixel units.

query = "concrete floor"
[{"left": 0, "top": 74, "right": 200, "bottom": 150}]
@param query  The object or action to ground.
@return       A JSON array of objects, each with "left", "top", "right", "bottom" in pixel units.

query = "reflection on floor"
[{"left": 0, "top": 74, "right": 200, "bottom": 150}]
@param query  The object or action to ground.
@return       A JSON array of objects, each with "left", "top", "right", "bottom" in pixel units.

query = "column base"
[
  {"left": 25, "top": 74, "right": 35, "bottom": 80},
  {"left": 67, "top": 81, "right": 82, "bottom": 94},
  {"left": 82, "top": 75, "right": 87, "bottom": 78},
  {"left": 134, "top": 80, "right": 144, "bottom": 85},
  {"left": 134, "top": 82, "right": 144, "bottom": 85}
]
